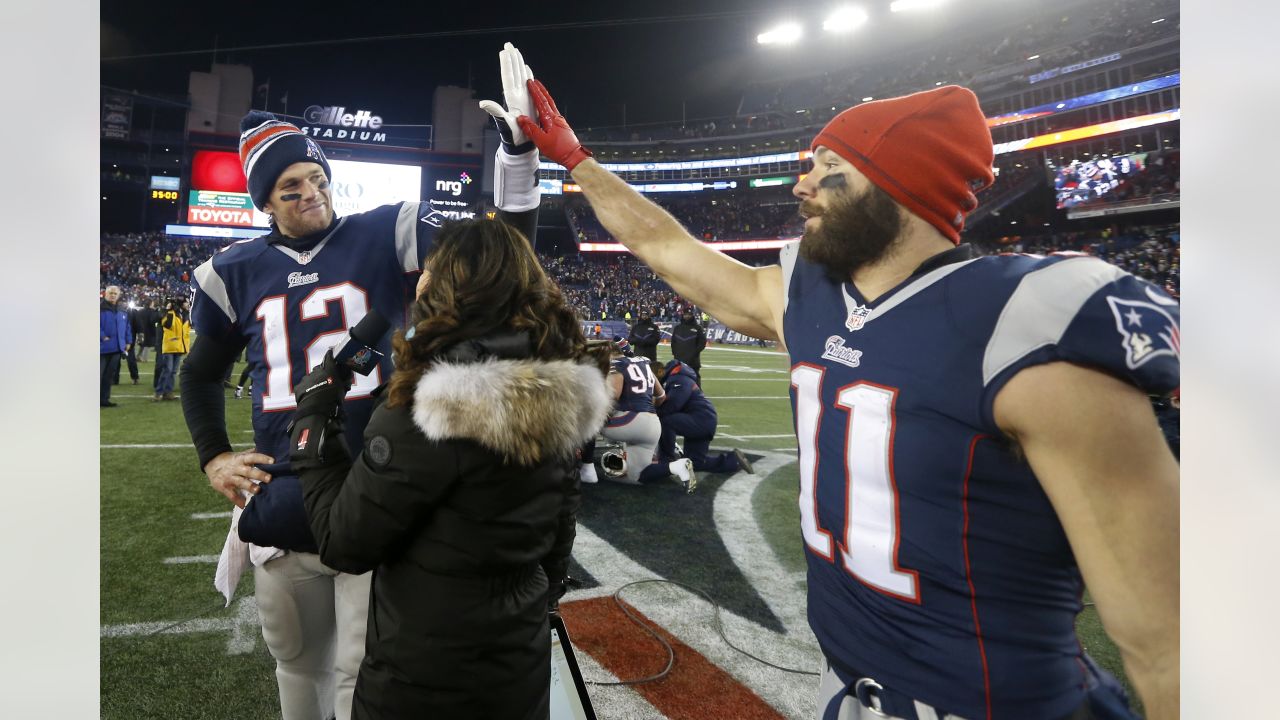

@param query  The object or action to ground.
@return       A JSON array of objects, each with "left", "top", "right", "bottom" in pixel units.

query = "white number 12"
[
  {"left": 791, "top": 364, "right": 920, "bottom": 603},
  {"left": 256, "top": 282, "right": 382, "bottom": 411}
]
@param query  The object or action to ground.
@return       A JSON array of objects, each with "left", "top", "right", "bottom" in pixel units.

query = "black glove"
[
  {"left": 548, "top": 576, "right": 581, "bottom": 613},
  {"left": 288, "top": 350, "right": 352, "bottom": 469}
]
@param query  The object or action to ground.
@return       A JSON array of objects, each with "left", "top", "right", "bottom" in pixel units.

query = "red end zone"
[{"left": 560, "top": 596, "right": 787, "bottom": 720}]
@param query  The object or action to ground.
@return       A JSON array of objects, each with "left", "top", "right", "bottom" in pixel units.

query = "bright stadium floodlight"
[
  {"left": 757, "top": 22, "right": 804, "bottom": 45},
  {"left": 890, "top": 0, "right": 947, "bottom": 12},
  {"left": 823, "top": 6, "right": 869, "bottom": 33}
]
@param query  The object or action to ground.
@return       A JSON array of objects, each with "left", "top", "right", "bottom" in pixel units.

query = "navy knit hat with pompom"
[{"left": 238, "top": 110, "right": 331, "bottom": 211}]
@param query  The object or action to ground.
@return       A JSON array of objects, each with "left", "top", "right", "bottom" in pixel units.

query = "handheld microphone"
[{"left": 329, "top": 310, "right": 391, "bottom": 376}]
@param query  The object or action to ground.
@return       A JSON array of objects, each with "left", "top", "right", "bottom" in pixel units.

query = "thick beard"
[{"left": 798, "top": 183, "right": 904, "bottom": 283}]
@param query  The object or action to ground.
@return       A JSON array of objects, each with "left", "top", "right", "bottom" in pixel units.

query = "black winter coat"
[{"left": 299, "top": 355, "right": 611, "bottom": 720}]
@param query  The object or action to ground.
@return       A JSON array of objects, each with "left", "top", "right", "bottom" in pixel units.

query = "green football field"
[{"left": 100, "top": 345, "right": 1137, "bottom": 718}]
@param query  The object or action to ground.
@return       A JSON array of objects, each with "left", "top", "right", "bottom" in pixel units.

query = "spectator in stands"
[
  {"left": 655, "top": 360, "right": 752, "bottom": 476},
  {"left": 154, "top": 297, "right": 190, "bottom": 401},
  {"left": 99, "top": 285, "right": 132, "bottom": 408}
]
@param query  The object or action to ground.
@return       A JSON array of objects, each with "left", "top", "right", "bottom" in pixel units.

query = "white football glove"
[{"left": 478, "top": 42, "right": 536, "bottom": 149}]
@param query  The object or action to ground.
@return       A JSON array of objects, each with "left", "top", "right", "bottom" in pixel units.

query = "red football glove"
[{"left": 517, "top": 79, "right": 593, "bottom": 171}]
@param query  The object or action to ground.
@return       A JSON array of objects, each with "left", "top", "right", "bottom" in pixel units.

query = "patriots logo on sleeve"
[
  {"left": 420, "top": 208, "right": 446, "bottom": 228},
  {"left": 1106, "top": 295, "right": 1180, "bottom": 369}
]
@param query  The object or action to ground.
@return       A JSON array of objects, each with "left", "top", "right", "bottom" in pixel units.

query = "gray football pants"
[
  {"left": 601, "top": 412, "right": 661, "bottom": 483},
  {"left": 254, "top": 552, "right": 370, "bottom": 720}
]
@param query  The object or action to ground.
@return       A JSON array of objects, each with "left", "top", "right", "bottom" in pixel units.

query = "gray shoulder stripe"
[
  {"left": 983, "top": 257, "right": 1127, "bottom": 385},
  {"left": 779, "top": 240, "right": 800, "bottom": 313},
  {"left": 193, "top": 259, "right": 235, "bottom": 324},
  {"left": 395, "top": 201, "right": 421, "bottom": 272},
  {"left": 864, "top": 258, "right": 982, "bottom": 322}
]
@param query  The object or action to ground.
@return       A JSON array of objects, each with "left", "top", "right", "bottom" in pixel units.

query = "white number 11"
[{"left": 791, "top": 363, "right": 920, "bottom": 603}]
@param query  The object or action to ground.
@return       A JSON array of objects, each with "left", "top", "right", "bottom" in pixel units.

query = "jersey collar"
[{"left": 840, "top": 244, "right": 981, "bottom": 326}]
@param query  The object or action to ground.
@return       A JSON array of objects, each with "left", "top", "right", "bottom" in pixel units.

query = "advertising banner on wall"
[
  {"left": 187, "top": 191, "right": 270, "bottom": 227},
  {"left": 423, "top": 164, "right": 483, "bottom": 221},
  {"left": 102, "top": 93, "right": 133, "bottom": 140},
  {"left": 187, "top": 151, "right": 424, "bottom": 227},
  {"left": 327, "top": 159, "right": 423, "bottom": 217},
  {"left": 296, "top": 105, "right": 432, "bottom": 149}
]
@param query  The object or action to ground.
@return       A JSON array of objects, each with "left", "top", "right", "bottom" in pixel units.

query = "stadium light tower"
[
  {"left": 823, "top": 6, "right": 869, "bottom": 33},
  {"left": 890, "top": 0, "right": 947, "bottom": 12},
  {"left": 757, "top": 22, "right": 804, "bottom": 45}
]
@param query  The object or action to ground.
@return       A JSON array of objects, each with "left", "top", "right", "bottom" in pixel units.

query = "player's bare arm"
[
  {"left": 995, "top": 362, "right": 1179, "bottom": 719},
  {"left": 518, "top": 80, "right": 785, "bottom": 345},
  {"left": 607, "top": 368, "right": 623, "bottom": 399}
]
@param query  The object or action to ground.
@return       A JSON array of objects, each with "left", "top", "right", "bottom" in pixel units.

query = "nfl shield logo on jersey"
[
  {"left": 845, "top": 304, "right": 871, "bottom": 332},
  {"left": 1106, "top": 296, "right": 1180, "bottom": 369}
]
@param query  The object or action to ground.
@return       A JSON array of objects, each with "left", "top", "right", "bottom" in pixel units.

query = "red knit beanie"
[{"left": 811, "top": 86, "right": 995, "bottom": 244}]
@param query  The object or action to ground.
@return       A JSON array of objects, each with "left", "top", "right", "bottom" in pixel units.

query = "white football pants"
[
  {"left": 601, "top": 411, "right": 661, "bottom": 483},
  {"left": 254, "top": 551, "right": 370, "bottom": 720}
]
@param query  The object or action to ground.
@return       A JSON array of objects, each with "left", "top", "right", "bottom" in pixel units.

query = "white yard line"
[
  {"left": 101, "top": 596, "right": 260, "bottom": 655},
  {"left": 718, "top": 433, "right": 796, "bottom": 440},
  {"left": 190, "top": 511, "right": 233, "bottom": 520},
  {"left": 703, "top": 346, "right": 787, "bottom": 357},
  {"left": 162, "top": 555, "right": 220, "bottom": 565}
]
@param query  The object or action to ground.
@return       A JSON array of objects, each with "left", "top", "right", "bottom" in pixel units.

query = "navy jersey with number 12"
[
  {"left": 780, "top": 242, "right": 1178, "bottom": 720},
  {"left": 191, "top": 202, "right": 442, "bottom": 462}
]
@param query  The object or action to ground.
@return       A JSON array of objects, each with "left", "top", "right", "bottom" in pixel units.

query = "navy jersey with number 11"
[{"left": 780, "top": 242, "right": 1178, "bottom": 720}]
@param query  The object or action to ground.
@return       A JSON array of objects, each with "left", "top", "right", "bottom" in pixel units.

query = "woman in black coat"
[{"left": 290, "top": 219, "right": 612, "bottom": 720}]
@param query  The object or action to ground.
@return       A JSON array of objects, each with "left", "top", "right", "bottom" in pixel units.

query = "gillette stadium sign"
[{"left": 301, "top": 105, "right": 389, "bottom": 144}]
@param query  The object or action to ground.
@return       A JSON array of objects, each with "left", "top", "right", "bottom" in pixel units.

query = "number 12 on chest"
[{"left": 256, "top": 282, "right": 382, "bottom": 411}]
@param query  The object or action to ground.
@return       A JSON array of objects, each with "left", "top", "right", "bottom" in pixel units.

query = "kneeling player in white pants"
[
  {"left": 600, "top": 349, "right": 696, "bottom": 491},
  {"left": 254, "top": 552, "right": 370, "bottom": 720}
]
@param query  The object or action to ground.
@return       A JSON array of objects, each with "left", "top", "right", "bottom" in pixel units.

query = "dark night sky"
[{"left": 99, "top": 1, "right": 1041, "bottom": 132}]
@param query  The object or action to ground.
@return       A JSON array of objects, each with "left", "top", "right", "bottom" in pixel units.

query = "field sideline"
[{"left": 100, "top": 344, "right": 1136, "bottom": 718}]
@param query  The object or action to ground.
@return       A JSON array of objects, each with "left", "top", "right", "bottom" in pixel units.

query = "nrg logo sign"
[{"left": 434, "top": 171, "right": 473, "bottom": 197}]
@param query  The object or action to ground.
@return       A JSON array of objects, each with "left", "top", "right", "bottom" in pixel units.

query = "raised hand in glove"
[
  {"left": 517, "top": 79, "right": 593, "bottom": 172},
  {"left": 288, "top": 349, "right": 352, "bottom": 469},
  {"left": 478, "top": 42, "right": 537, "bottom": 154}
]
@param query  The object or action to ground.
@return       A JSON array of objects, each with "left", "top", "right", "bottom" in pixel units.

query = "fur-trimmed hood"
[{"left": 411, "top": 357, "right": 611, "bottom": 466}]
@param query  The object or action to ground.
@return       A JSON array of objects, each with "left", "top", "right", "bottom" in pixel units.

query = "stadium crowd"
[
  {"left": 1001, "top": 224, "right": 1180, "bottom": 297},
  {"left": 567, "top": 191, "right": 804, "bottom": 246},
  {"left": 540, "top": 252, "right": 703, "bottom": 323},
  {"left": 100, "top": 220, "right": 1180, "bottom": 322},
  {"left": 100, "top": 232, "right": 220, "bottom": 303}
]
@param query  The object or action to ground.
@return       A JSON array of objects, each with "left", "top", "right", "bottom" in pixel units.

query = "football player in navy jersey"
[
  {"left": 517, "top": 73, "right": 1178, "bottom": 719},
  {"left": 179, "top": 44, "right": 544, "bottom": 720},
  {"left": 655, "top": 359, "right": 753, "bottom": 475},
  {"left": 600, "top": 338, "right": 698, "bottom": 491}
]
